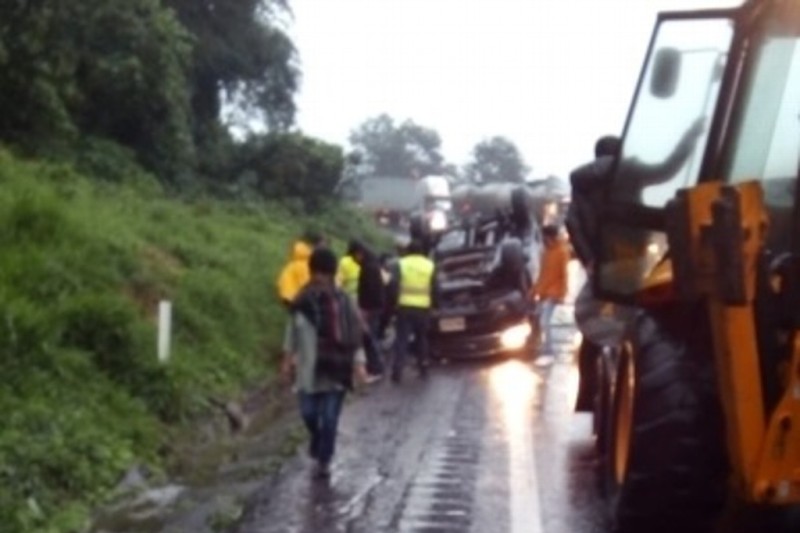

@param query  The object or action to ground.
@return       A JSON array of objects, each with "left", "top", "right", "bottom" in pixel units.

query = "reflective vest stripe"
[{"left": 399, "top": 255, "right": 435, "bottom": 308}]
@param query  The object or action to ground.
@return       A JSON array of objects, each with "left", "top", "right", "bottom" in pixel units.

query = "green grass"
[{"left": 0, "top": 149, "right": 388, "bottom": 532}]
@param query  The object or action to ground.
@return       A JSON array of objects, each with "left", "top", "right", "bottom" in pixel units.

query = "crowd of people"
[
  {"left": 275, "top": 225, "right": 569, "bottom": 480},
  {"left": 276, "top": 232, "right": 437, "bottom": 478}
]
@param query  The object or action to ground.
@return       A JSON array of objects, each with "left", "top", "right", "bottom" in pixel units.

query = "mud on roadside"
[{"left": 90, "top": 381, "right": 306, "bottom": 533}]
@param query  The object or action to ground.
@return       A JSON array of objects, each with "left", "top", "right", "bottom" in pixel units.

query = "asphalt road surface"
[
  {"left": 93, "top": 260, "right": 798, "bottom": 533},
  {"left": 229, "top": 263, "right": 604, "bottom": 533}
]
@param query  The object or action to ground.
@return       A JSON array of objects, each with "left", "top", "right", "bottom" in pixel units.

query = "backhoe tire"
[
  {"left": 575, "top": 337, "right": 601, "bottom": 413},
  {"left": 606, "top": 305, "right": 728, "bottom": 533},
  {"left": 592, "top": 345, "right": 610, "bottom": 453}
]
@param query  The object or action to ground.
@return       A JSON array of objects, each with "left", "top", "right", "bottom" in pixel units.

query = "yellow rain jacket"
[
  {"left": 276, "top": 241, "right": 313, "bottom": 304},
  {"left": 336, "top": 255, "right": 361, "bottom": 296}
]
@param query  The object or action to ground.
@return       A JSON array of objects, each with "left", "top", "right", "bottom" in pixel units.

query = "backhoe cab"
[{"left": 582, "top": 0, "right": 800, "bottom": 530}]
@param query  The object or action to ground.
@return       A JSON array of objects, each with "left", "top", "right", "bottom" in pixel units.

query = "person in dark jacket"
[
  {"left": 566, "top": 135, "right": 619, "bottom": 269},
  {"left": 567, "top": 135, "right": 628, "bottom": 340},
  {"left": 568, "top": 116, "right": 704, "bottom": 274},
  {"left": 566, "top": 127, "right": 701, "bottom": 381},
  {"left": 377, "top": 251, "right": 399, "bottom": 341},
  {"left": 355, "top": 244, "right": 386, "bottom": 379}
]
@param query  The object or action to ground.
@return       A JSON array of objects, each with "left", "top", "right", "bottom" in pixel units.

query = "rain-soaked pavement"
[
  {"left": 227, "top": 262, "right": 605, "bottom": 533},
  {"left": 93, "top": 261, "right": 800, "bottom": 533},
  {"left": 92, "top": 263, "right": 606, "bottom": 533}
]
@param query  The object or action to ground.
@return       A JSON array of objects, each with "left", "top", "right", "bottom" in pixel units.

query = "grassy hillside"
[{"left": 0, "top": 150, "right": 386, "bottom": 532}]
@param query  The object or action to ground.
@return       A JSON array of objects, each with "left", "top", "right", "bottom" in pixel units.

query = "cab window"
[
  {"left": 724, "top": 34, "right": 800, "bottom": 250},
  {"left": 612, "top": 18, "right": 734, "bottom": 208}
]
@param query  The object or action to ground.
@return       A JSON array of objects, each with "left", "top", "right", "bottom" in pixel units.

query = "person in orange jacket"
[
  {"left": 532, "top": 224, "right": 570, "bottom": 364},
  {"left": 276, "top": 232, "right": 323, "bottom": 307}
]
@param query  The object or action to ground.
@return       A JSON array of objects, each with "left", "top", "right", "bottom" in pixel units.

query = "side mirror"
[{"left": 650, "top": 48, "right": 681, "bottom": 98}]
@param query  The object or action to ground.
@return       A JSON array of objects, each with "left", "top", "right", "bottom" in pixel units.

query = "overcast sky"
[{"left": 287, "top": 0, "right": 741, "bottom": 179}]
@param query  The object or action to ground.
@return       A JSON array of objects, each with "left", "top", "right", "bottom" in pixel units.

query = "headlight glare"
[
  {"left": 429, "top": 211, "right": 447, "bottom": 231},
  {"left": 500, "top": 322, "right": 532, "bottom": 350}
]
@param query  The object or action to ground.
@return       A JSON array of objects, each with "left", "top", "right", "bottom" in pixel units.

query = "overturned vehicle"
[{"left": 429, "top": 187, "right": 542, "bottom": 359}]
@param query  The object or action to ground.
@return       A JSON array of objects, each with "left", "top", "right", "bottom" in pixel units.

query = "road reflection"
[
  {"left": 490, "top": 360, "right": 539, "bottom": 419},
  {"left": 489, "top": 360, "right": 544, "bottom": 533}
]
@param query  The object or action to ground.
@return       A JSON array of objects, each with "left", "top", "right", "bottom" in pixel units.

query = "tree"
[
  {"left": 0, "top": 0, "right": 195, "bottom": 179},
  {"left": 348, "top": 114, "right": 445, "bottom": 180},
  {"left": 165, "top": 0, "right": 299, "bottom": 136},
  {"left": 0, "top": 0, "right": 301, "bottom": 185},
  {"left": 232, "top": 133, "right": 344, "bottom": 211},
  {"left": 464, "top": 136, "right": 530, "bottom": 183}
]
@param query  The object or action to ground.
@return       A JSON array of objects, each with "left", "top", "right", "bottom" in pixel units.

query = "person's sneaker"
[
  {"left": 364, "top": 373, "right": 383, "bottom": 384},
  {"left": 534, "top": 354, "right": 555, "bottom": 368}
]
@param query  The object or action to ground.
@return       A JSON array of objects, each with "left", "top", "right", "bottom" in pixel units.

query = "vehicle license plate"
[{"left": 439, "top": 317, "right": 466, "bottom": 332}]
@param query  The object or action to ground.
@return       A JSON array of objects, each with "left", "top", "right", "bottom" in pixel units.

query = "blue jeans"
[
  {"left": 298, "top": 391, "right": 345, "bottom": 465},
  {"left": 538, "top": 298, "right": 558, "bottom": 355},
  {"left": 393, "top": 307, "right": 430, "bottom": 378},
  {"left": 362, "top": 310, "right": 385, "bottom": 375}
]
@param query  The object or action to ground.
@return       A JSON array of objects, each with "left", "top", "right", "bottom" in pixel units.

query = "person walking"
[
  {"left": 392, "top": 239, "right": 436, "bottom": 383},
  {"left": 276, "top": 231, "right": 323, "bottom": 308},
  {"left": 281, "top": 247, "right": 367, "bottom": 479},
  {"left": 355, "top": 244, "right": 387, "bottom": 380},
  {"left": 532, "top": 225, "right": 570, "bottom": 366}
]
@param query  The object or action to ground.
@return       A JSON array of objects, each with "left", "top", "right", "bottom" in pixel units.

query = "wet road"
[
  {"left": 92, "top": 259, "right": 798, "bottom": 533},
  {"left": 230, "top": 264, "right": 605, "bottom": 533}
]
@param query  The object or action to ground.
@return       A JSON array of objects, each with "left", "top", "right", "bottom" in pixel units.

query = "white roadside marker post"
[{"left": 158, "top": 300, "right": 172, "bottom": 363}]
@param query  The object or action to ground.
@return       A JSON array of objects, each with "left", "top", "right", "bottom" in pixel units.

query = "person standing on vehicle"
[
  {"left": 336, "top": 240, "right": 362, "bottom": 298},
  {"left": 566, "top": 136, "right": 618, "bottom": 270},
  {"left": 532, "top": 225, "right": 570, "bottom": 365},
  {"left": 392, "top": 240, "right": 436, "bottom": 383},
  {"left": 281, "top": 247, "right": 367, "bottom": 479},
  {"left": 567, "top": 125, "right": 703, "bottom": 348},
  {"left": 355, "top": 243, "right": 387, "bottom": 380}
]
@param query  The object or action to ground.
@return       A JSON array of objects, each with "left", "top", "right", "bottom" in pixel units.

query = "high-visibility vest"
[
  {"left": 337, "top": 255, "right": 360, "bottom": 295},
  {"left": 399, "top": 255, "right": 435, "bottom": 308}
]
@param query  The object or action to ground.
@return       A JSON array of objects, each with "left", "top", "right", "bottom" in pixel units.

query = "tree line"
[
  {"left": 346, "top": 114, "right": 531, "bottom": 186},
  {"left": 0, "top": 0, "right": 530, "bottom": 209},
  {"left": 0, "top": 0, "right": 340, "bottom": 209}
]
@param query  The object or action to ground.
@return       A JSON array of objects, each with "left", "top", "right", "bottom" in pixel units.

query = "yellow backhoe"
[{"left": 575, "top": 1, "right": 800, "bottom": 531}]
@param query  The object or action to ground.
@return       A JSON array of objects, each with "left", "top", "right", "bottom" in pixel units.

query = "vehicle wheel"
[
  {"left": 597, "top": 347, "right": 630, "bottom": 502},
  {"left": 594, "top": 346, "right": 615, "bottom": 497},
  {"left": 499, "top": 238, "right": 525, "bottom": 273},
  {"left": 575, "top": 338, "right": 600, "bottom": 413},
  {"left": 592, "top": 345, "right": 610, "bottom": 454},
  {"left": 604, "top": 305, "right": 728, "bottom": 533}
]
